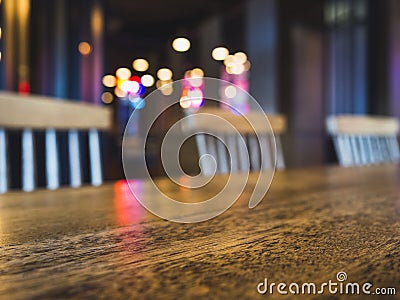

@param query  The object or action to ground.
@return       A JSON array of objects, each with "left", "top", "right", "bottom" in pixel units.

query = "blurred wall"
[{"left": 246, "top": 0, "right": 278, "bottom": 113}]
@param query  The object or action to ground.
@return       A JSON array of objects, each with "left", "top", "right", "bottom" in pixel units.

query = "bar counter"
[{"left": 0, "top": 165, "right": 399, "bottom": 299}]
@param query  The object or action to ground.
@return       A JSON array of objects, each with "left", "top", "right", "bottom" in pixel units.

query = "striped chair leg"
[
  {"left": 350, "top": 135, "right": 361, "bottom": 165},
  {"left": 226, "top": 135, "right": 240, "bottom": 172},
  {"left": 379, "top": 137, "right": 389, "bottom": 163},
  {"left": 22, "top": 129, "right": 35, "bottom": 192},
  {"left": 259, "top": 134, "right": 274, "bottom": 169},
  {"left": 216, "top": 134, "right": 229, "bottom": 174},
  {"left": 369, "top": 137, "right": 379, "bottom": 163},
  {"left": 358, "top": 136, "right": 368, "bottom": 165},
  {"left": 390, "top": 136, "right": 400, "bottom": 162},
  {"left": 196, "top": 134, "right": 214, "bottom": 176},
  {"left": 88, "top": 129, "right": 102, "bottom": 186},
  {"left": 248, "top": 135, "right": 260, "bottom": 170},
  {"left": 375, "top": 137, "right": 384, "bottom": 163},
  {"left": 386, "top": 136, "right": 398, "bottom": 162},
  {"left": 0, "top": 128, "right": 7, "bottom": 193},
  {"left": 339, "top": 135, "right": 353, "bottom": 166},
  {"left": 69, "top": 129, "right": 82, "bottom": 187},
  {"left": 45, "top": 129, "right": 59, "bottom": 190},
  {"left": 333, "top": 136, "right": 344, "bottom": 166},
  {"left": 206, "top": 135, "right": 219, "bottom": 173},
  {"left": 237, "top": 134, "right": 249, "bottom": 172},
  {"left": 384, "top": 137, "right": 394, "bottom": 162},
  {"left": 365, "top": 136, "right": 373, "bottom": 164}
]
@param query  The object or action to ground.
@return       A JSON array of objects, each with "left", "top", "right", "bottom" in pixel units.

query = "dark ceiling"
[{"left": 105, "top": 0, "right": 244, "bottom": 47}]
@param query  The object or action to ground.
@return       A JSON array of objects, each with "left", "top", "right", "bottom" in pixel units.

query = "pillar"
[{"left": 245, "top": 0, "right": 278, "bottom": 112}]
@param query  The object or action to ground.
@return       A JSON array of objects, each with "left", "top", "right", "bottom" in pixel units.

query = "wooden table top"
[{"left": 1, "top": 165, "right": 399, "bottom": 299}]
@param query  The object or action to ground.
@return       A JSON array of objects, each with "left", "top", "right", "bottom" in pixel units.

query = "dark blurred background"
[{"left": 1, "top": 0, "right": 399, "bottom": 180}]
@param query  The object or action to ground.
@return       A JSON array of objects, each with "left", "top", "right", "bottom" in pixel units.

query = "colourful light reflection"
[
  {"left": 129, "top": 97, "right": 145, "bottom": 109},
  {"left": 130, "top": 75, "right": 141, "bottom": 83},
  {"left": 113, "top": 180, "right": 145, "bottom": 226},
  {"left": 137, "top": 84, "right": 145, "bottom": 96},
  {"left": 180, "top": 69, "right": 205, "bottom": 109},
  {"left": 120, "top": 80, "right": 140, "bottom": 94}
]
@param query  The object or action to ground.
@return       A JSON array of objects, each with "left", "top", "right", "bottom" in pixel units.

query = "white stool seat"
[{"left": 327, "top": 115, "right": 400, "bottom": 166}]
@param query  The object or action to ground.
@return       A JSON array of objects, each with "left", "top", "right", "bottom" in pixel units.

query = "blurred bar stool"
[
  {"left": 326, "top": 115, "right": 400, "bottom": 167},
  {"left": 0, "top": 92, "right": 112, "bottom": 193},
  {"left": 183, "top": 107, "right": 286, "bottom": 175}
]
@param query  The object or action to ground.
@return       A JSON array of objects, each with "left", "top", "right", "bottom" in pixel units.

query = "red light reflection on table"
[{"left": 113, "top": 179, "right": 146, "bottom": 226}]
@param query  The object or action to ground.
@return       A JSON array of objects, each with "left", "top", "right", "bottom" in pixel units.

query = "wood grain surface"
[{"left": 0, "top": 165, "right": 399, "bottom": 299}]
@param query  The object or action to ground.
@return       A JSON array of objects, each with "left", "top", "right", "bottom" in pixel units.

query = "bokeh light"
[
  {"left": 160, "top": 85, "right": 173, "bottom": 96},
  {"left": 234, "top": 52, "right": 247, "bottom": 64},
  {"left": 230, "top": 63, "right": 245, "bottom": 75},
  {"left": 130, "top": 75, "right": 141, "bottom": 83},
  {"left": 132, "top": 58, "right": 149, "bottom": 72},
  {"left": 115, "top": 87, "right": 127, "bottom": 98},
  {"left": 101, "top": 92, "right": 113, "bottom": 104},
  {"left": 185, "top": 68, "right": 204, "bottom": 88},
  {"left": 180, "top": 96, "right": 191, "bottom": 109},
  {"left": 141, "top": 74, "right": 154, "bottom": 87},
  {"left": 244, "top": 60, "right": 251, "bottom": 71},
  {"left": 172, "top": 37, "right": 191, "bottom": 52},
  {"left": 191, "top": 68, "right": 204, "bottom": 78},
  {"left": 224, "top": 86, "right": 237, "bottom": 98},
  {"left": 116, "top": 67, "right": 132, "bottom": 80},
  {"left": 212, "top": 47, "right": 229, "bottom": 61},
  {"left": 188, "top": 88, "right": 204, "bottom": 108},
  {"left": 224, "top": 55, "right": 235, "bottom": 66},
  {"left": 156, "top": 79, "right": 173, "bottom": 89},
  {"left": 78, "top": 42, "right": 92, "bottom": 56},
  {"left": 102, "top": 75, "right": 116, "bottom": 87},
  {"left": 188, "top": 88, "right": 203, "bottom": 99},
  {"left": 120, "top": 80, "right": 140, "bottom": 94},
  {"left": 187, "top": 77, "right": 203, "bottom": 88},
  {"left": 157, "top": 68, "right": 173, "bottom": 81},
  {"left": 137, "top": 83, "right": 146, "bottom": 95}
]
